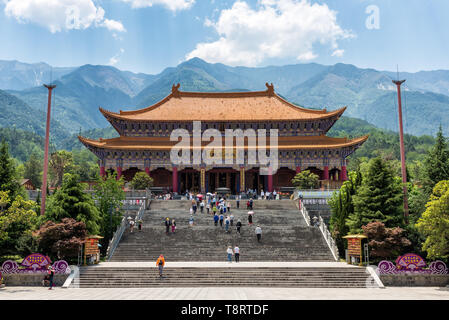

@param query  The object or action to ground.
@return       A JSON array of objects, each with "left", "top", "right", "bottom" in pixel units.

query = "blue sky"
[{"left": 0, "top": 0, "right": 448, "bottom": 74}]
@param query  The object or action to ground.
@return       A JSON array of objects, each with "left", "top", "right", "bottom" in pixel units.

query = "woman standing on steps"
[
  {"left": 236, "top": 219, "right": 242, "bottom": 234},
  {"left": 171, "top": 219, "right": 176, "bottom": 233},
  {"left": 226, "top": 246, "right": 233, "bottom": 263}
]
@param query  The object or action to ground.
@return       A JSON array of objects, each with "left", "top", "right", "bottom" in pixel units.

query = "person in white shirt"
[
  {"left": 261, "top": 190, "right": 265, "bottom": 200},
  {"left": 227, "top": 246, "right": 233, "bottom": 262},
  {"left": 234, "top": 245, "right": 240, "bottom": 262},
  {"left": 255, "top": 225, "right": 262, "bottom": 242}
]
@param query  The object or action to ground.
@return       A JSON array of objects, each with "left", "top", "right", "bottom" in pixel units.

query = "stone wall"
[
  {"left": 380, "top": 274, "right": 449, "bottom": 287},
  {"left": 3, "top": 274, "right": 69, "bottom": 287}
]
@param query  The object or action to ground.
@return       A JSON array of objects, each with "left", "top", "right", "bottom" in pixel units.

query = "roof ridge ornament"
[
  {"left": 172, "top": 83, "right": 181, "bottom": 98},
  {"left": 265, "top": 83, "right": 274, "bottom": 96}
]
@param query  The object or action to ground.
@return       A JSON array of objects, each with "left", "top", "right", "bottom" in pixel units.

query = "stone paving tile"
[{"left": 1, "top": 286, "right": 449, "bottom": 300}]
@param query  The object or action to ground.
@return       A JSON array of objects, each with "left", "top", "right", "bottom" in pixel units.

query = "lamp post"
[{"left": 40, "top": 84, "right": 56, "bottom": 216}]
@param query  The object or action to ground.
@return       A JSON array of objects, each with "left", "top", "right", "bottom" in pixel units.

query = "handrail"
[
  {"left": 318, "top": 215, "right": 339, "bottom": 261},
  {"left": 106, "top": 199, "right": 147, "bottom": 261},
  {"left": 294, "top": 191, "right": 339, "bottom": 261}
]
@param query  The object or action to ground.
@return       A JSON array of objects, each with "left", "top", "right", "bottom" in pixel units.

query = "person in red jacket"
[{"left": 156, "top": 255, "right": 165, "bottom": 278}]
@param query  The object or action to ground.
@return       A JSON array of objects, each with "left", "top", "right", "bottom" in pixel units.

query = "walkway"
[{"left": 1, "top": 286, "right": 448, "bottom": 300}]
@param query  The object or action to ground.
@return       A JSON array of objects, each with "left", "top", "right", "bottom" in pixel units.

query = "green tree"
[
  {"left": 45, "top": 173, "right": 101, "bottom": 235},
  {"left": 0, "top": 140, "right": 22, "bottom": 200},
  {"left": 23, "top": 152, "right": 43, "bottom": 189},
  {"left": 423, "top": 125, "right": 449, "bottom": 192},
  {"left": 346, "top": 157, "right": 404, "bottom": 233},
  {"left": 291, "top": 170, "right": 319, "bottom": 189},
  {"left": 49, "top": 150, "right": 74, "bottom": 187},
  {"left": 416, "top": 180, "right": 449, "bottom": 259},
  {"left": 0, "top": 191, "right": 38, "bottom": 257},
  {"left": 130, "top": 172, "right": 154, "bottom": 190},
  {"left": 329, "top": 169, "right": 362, "bottom": 255},
  {"left": 93, "top": 174, "right": 125, "bottom": 255}
]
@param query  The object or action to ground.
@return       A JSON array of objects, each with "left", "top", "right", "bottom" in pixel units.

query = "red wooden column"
[
  {"left": 100, "top": 166, "right": 106, "bottom": 178},
  {"left": 340, "top": 166, "right": 347, "bottom": 181},
  {"left": 145, "top": 167, "right": 150, "bottom": 176},
  {"left": 267, "top": 167, "right": 273, "bottom": 193},
  {"left": 323, "top": 166, "right": 329, "bottom": 180},
  {"left": 296, "top": 166, "right": 301, "bottom": 174},
  {"left": 172, "top": 166, "right": 178, "bottom": 193},
  {"left": 116, "top": 166, "right": 122, "bottom": 180}
]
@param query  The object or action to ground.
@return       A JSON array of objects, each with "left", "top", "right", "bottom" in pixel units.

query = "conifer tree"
[
  {"left": 45, "top": 173, "right": 101, "bottom": 235},
  {"left": 346, "top": 157, "right": 404, "bottom": 233},
  {"left": 24, "top": 152, "right": 43, "bottom": 189},
  {"left": 423, "top": 125, "right": 449, "bottom": 191},
  {"left": 0, "top": 140, "right": 22, "bottom": 200}
]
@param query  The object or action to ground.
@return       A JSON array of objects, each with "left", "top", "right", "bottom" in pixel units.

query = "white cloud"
[
  {"left": 4, "top": 0, "right": 126, "bottom": 33},
  {"left": 109, "top": 48, "right": 125, "bottom": 66},
  {"left": 121, "top": 0, "right": 195, "bottom": 11},
  {"left": 186, "top": 0, "right": 354, "bottom": 66}
]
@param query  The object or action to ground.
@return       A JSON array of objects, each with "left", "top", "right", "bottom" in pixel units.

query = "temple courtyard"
[{"left": 1, "top": 285, "right": 448, "bottom": 300}]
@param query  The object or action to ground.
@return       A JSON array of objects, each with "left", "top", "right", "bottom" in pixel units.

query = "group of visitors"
[
  {"left": 259, "top": 189, "right": 278, "bottom": 200},
  {"left": 226, "top": 245, "right": 241, "bottom": 262},
  {"left": 127, "top": 216, "right": 143, "bottom": 233},
  {"left": 164, "top": 217, "right": 177, "bottom": 234}
]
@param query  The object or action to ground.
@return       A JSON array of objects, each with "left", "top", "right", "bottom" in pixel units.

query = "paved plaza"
[{"left": 1, "top": 285, "right": 449, "bottom": 300}]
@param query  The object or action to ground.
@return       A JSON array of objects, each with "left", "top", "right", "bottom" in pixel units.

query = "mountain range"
[{"left": 1, "top": 57, "right": 449, "bottom": 141}]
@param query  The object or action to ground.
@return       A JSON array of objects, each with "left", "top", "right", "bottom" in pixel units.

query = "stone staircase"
[
  {"left": 76, "top": 266, "right": 376, "bottom": 288},
  {"left": 110, "top": 200, "right": 335, "bottom": 262}
]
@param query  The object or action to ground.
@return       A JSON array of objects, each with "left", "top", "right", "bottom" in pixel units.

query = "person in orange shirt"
[{"left": 156, "top": 255, "right": 165, "bottom": 278}]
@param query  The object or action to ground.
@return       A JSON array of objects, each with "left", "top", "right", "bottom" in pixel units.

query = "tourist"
[
  {"left": 47, "top": 265, "right": 55, "bottom": 290},
  {"left": 312, "top": 216, "right": 319, "bottom": 227},
  {"left": 219, "top": 213, "right": 224, "bottom": 227},
  {"left": 156, "top": 255, "right": 165, "bottom": 278},
  {"left": 273, "top": 189, "right": 277, "bottom": 200},
  {"left": 165, "top": 217, "right": 171, "bottom": 235},
  {"left": 249, "top": 198, "right": 253, "bottom": 210},
  {"left": 246, "top": 200, "right": 250, "bottom": 210},
  {"left": 206, "top": 202, "right": 211, "bottom": 215},
  {"left": 192, "top": 200, "right": 197, "bottom": 214},
  {"left": 260, "top": 189, "right": 264, "bottom": 200},
  {"left": 213, "top": 213, "right": 219, "bottom": 226},
  {"left": 189, "top": 207, "right": 194, "bottom": 215},
  {"left": 129, "top": 219, "right": 135, "bottom": 233},
  {"left": 212, "top": 205, "right": 218, "bottom": 215},
  {"left": 227, "top": 200, "right": 231, "bottom": 213},
  {"left": 225, "top": 216, "right": 230, "bottom": 233},
  {"left": 255, "top": 225, "right": 262, "bottom": 242},
  {"left": 171, "top": 219, "right": 176, "bottom": 233},
  {"left": 230, "top": 213, "right": 234, "bottom": 226},
  {"left": 236, "top": 195, "right": 240, "bottom": 209},
  {"left": 189, "top": 215, "right": 194, "bottom": 227},
  {"left": 248, "top": 211, "right": 253, "bottom": 225},
  {"left": 227, "top": 246, "right": 233, "bottom": 263},
  {"left": 236, "top": 219, "right": 242, "bottom": 234},
  {"left": 138, "top": 219, "right": 143, "bottom": 232},
  {"left": 234, "top": 245, "right": 240, "bottom": 263},
  {"left": 200, "top": 200, "right": 205, "bottom": 213}
]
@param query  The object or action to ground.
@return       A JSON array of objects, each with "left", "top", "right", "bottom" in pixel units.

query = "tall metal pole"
[
  {"left": 40, "top": 84, "right": 56, "bottom": 216},
  {"left": 393, "top": 79, "right": 409, "bottom": 224}
]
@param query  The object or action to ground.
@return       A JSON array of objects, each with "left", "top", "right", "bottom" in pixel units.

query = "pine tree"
[
  {"left": 0, "top": 140, "right": 22, "bottom": 200},
  {"left": 24, "top": 152, "right": 43, "bottom": 189},
  {"left": 423, "top": 125, "right": 449, "bottom": 191},
  {"left": 45, "top": 173, "right": 101, "bottom": 235},
  {"left": 346, "top": 157, "right": 404, "bottom": 233}
]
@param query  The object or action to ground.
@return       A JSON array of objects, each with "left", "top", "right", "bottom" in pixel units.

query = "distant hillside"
[
  {"left": 0, "top": 89, "right": 69, "bottom": 144},
  {"left": 3, "top": 58, "right": 449, "bottom": 137},
  {"left": 0, "top": 127, "right": 47, "bottom": 162},
  {"left": 0, "top": 60, "right": 74, "bottom": 90}
]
